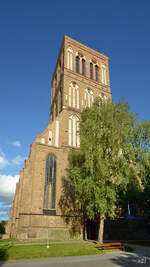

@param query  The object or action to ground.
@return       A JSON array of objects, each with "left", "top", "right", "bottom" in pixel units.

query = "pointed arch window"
[
  {"left": 99, "top": 93, "right": 108, "bottom": 102},
  {"left": 44, "top": 154, "right": 56, "bottom": 210},
  {"left": 69, "top": 82, "right": 79, "bottom": 109},
  {"left": 101, "top": 65, "right": 107, "bottom": 85},
  {"left": 84, "top": 89, "right": 93, "bottom": 108},
  {"left": 67, "top": 47, "right": 73, "bottom": 70},
  {"left": 68, "top": 115, "right": 80, "bottom": 147}
]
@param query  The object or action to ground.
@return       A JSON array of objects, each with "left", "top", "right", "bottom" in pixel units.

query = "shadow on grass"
[{"left": 0, "top": 245, "right": 11, "bottom": 265}]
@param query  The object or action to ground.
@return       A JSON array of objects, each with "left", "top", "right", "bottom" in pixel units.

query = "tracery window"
[
  {"left": 67, "top": 47, "right": 73, "bottom": 70},
  {"left": 84, "top": 89, "right": 93, "bottom": 107},
  {"left": 44, "top": 154, "right": 56, "bottom": 209},
  {"left": 69, "top": 82, "right": 79, "bottom": 109},
  {"left": 76, "top": 56, "right": 80, "bottom": 73},
  {"left": 99, "top": 93, "right": 108, "bottom": 102},
  {"left": 104, "top": 95, "right": 108, "bottom": 101},
  {"left": 68, "top": 115, "right": 80, "bottom": 147}
]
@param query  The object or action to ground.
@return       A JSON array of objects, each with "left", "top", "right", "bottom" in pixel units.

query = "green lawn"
[
  {"left": 0, "top": 238, "right": 14, "bottom": 244},
  {"left": 0, "top": 238, "right": 59, "bottom": 245},
  {"left": 0, "top": 242, "right": 102, "bottom": 260}
]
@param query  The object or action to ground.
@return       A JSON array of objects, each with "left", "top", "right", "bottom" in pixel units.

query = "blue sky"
[{"left": 0, "top": 0, "right": 150, "bottom": 221}]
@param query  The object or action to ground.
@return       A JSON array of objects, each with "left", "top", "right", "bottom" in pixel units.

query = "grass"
[
  {"left": 0, "top": 242, "right": 103, "bottom": 260},
  {"left": 0, "top": 238, "right": 60, "bottom": 245},
  {"left": 0, "top": 238, "right": 14, "bottom": 244}
]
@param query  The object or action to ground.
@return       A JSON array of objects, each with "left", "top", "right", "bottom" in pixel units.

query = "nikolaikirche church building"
[{"left": 7, "top": 36, "right": 111, "bottom": 240}]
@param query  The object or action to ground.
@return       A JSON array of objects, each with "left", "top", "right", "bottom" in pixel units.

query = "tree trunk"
[
  {"left": 83, "top": 215, "right": 87, "bottom": 240},
  {"left": 98, "top": 216, "right": 104, "bottom": 244}
]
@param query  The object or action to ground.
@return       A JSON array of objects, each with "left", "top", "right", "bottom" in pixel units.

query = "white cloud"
[
  {"left": 10, "top": 141, "right": 21, "bottom": 147},
  {"left": 0, "top": 174, "right": 19, "bottom": 197},
  {"left": 0, "top": 150, "right": 9, "bottom": 169},
  {"left": 0, "top": 175, "right": 19, "bottom": 221},
  {"left": 11, "top": 155, "right": 25, "bottom": 165},
  {"left": 0, "top": 149, "right": 25, "bottom": 169}
]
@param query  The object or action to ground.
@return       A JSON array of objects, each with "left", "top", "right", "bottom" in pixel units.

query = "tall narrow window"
[
  {"left": 68, "top": 115, "right": 80, "bottom": 147},
  {"left": 104, "top": 95, "right": 108, "bottom": 102},
  {"left": 99, "top": 93, "right": 108, "bottom": 102},
  {"left": 67, "top": 47, "right": 73, "bottom": 70},
  {"left": 84, "top": 89, "right": 93, "bottom": 107},
  {"left": 90, "top": 63, "right": 93, "bottom": 80},
  {"left": 68, "top": 82, "right": 79, "bottom": 109},
  {"left": 73, "top": 85, "right": 75, "bottom": 107},
  {"left": 69, "top": 85, "right": 72, "bottom": 106},
  {"left": 82, "top": 59, "right": 85, "bottom": 76},
  {"left": 101, "top": 65, "right": 107, "bottom": 85},
  {"left": 51, "top": 159, "right": 56, "bottom": 208},
  {"left": 76, "top": 56, "right": 80, "bottom": 73},
  {"left": 44, "top": 154, "right": 56, "bottom": 209},
  {"left": 95, "top": 65, "right": 99, "bottom": 82}
]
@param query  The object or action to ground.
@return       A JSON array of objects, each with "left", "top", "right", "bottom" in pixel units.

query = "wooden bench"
[{"left": 99, "top": 242, "right": 124, "bottom": 251}]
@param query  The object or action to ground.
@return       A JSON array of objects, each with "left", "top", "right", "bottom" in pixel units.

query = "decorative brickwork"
[{"left": 6, "top": 36, "right": 111, "bottom": 240}]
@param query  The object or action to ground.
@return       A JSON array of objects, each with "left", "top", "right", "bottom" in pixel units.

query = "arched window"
[
  {"left": 90, "top": 63, "right": 93, "bottom": 80},
  {"left": 104, "top": 95, "right": 108, "bottom": 102},
  {"left": 44, "top": 154, "right": 56, "bottom": 209},
  {"left": 67, "top": 47, "right": 73, "bottom": 70},
  {"left": 84, "top": 89, "right": 93, "bottom": 107},
  {"left": 101, "top": 65, "right": 107, "bottom": 85},
  {"left": 82, "top": 58, "right": 85, "bottom": 76},
  {"left": 76, "top": 56, "right": 80, "bottom": 73},
  {"left": 99, "top": 93, "right": 108, "bottom": 102},
  {"left": 99, "top": 93, "right": 103, "bottom": 100},
  {"left": 95, "top": 65, "right": 99, "bottom": 82},
  {"left": 68, "top": 115, "right": 80, "bottom": 147},
  {"left": 69, "top": 82, "right": 79, "bottom": 109}
]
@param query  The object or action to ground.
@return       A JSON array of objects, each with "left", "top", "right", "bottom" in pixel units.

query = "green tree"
[
  {"left": 68, "top": 98, "right": 150, "bottom": 243},
  {"left": 139, "top": 155, "right": 150, "bottom": 215},
  {"left": 0, "top": 220, "right": 7, "bottom": 234}
]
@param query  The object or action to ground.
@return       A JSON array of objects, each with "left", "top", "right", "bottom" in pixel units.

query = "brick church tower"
[{"left": 7, "top": 36, "right": 111, "bottom": 240}]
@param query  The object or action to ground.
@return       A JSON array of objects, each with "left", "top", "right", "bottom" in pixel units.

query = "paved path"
[{"left": 0, "top": 244, "right": 150, "bottom": 267}]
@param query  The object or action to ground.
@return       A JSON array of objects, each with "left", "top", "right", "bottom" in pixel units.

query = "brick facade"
[{"left": 6, "top": 36, "right": 111, "bottom": 240}]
